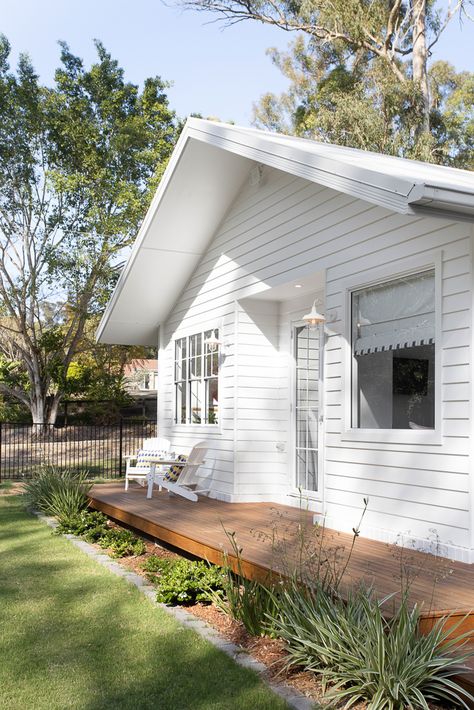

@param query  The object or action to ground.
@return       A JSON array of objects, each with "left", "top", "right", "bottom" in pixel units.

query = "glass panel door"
[{"left": 295, "top": 325, "right": 322, "bottom": 493}]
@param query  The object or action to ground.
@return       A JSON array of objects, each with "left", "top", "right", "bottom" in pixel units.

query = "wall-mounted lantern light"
[
  {"left": 204, "top": 329, "right": 222, "bottom": 352},
  {"left": 302, "top": 300, "right": 326, "bottom": 328}
]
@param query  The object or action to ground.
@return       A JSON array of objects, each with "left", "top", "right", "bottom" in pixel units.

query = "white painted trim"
[
  {"left": 97, "top": 118, "right": 474, "bottom": 346},
  {"left": 290, "top": 320, "right": 324, "bottom": 502},
  {"left": 341, "top": 252, "right": 443, "bottom": 446},
  {"left": 233, "top": 300, "right": 239, "bottom": 498},
  {"left": 96, "top": 128, "right": 193, "bottom": 344},
  {"left": 171, "top": 319, "right": 224, "bottom": 430},
  {"left": 470, "top": 224, "right": 474, "bottom": 554}
]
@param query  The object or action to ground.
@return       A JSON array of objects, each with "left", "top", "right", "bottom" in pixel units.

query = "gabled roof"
[{"left": 97, "top": 118, "right": 474, "bottom": 346}]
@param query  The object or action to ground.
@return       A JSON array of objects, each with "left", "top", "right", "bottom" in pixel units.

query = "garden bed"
[
  {"left": 19, "top": 470, "right": 472, "bottom": 710},
  {"left": 76, "top": 512, "right": 458, "bottom": 710}
]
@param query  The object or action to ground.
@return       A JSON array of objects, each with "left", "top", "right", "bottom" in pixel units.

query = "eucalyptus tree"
[
  {"left": 177, "top": 0, "right": 472, "bottom": 157},
  {"left": 253, "top": 37, "right": 474, "bottom": 165},
  {"left": 0, "top": 37, "right": 178, "bottom": 425}
]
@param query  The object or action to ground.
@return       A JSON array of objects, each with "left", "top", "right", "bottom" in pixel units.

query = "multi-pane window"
[
  {"left": 174, "top": 330, "right": 219, "bottom": 425},
  {"left": 295, "top": 325, "right": 320, "bottom": 492},
  {"left": 351, "top": 270, "right": 435, "bottom": 429}
]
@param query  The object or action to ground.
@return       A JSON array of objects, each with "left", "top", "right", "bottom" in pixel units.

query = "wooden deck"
[{"left": 89, "top": 481, "right": 474, "bottom": 690}]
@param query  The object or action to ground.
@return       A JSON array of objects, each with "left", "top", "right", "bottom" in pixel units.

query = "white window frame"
[
  {"left": 341, "top": 252, "right": 442, "bottom": 445},
  {"left": 290, "top": 320, "right": 325, "bottom": 502},
  {"left": 173, "top": 327, "right": 220, "bottom": 429}
]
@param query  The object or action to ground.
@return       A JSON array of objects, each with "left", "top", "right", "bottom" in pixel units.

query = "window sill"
[
  {"left": 341, "top": 428, "right": 442, "bottom": 446},
  {"left": 288, "top": 489, "right": 323, "bottom": 503},
  {"left": 172, "top": 424, "right": 222, "bottom": 435}
]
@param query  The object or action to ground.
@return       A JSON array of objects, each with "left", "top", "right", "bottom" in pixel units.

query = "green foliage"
[
  {"left": 23, "top": 466, "right": 89, "bottom": 518},
  {"left": 0, "top": 394, "right": 30, "bottom": 423},
  {"left": 0, "top": 36, "right": 178, "bottom": 424},
  {"left": 210, "top": 531, "right": 280, "bottom": 636},
  {"left": 272, "top": 579, "right": 474, "bottom": 709},
  {"left": 142, "top": 555, "right": 175, "bottom": 582},
  {"left": 97, "top": 528, "right": 146, "bottom": 558},
  {"left": 254, "top": 35, "right": 474, "bottom": 166},
  {"left": 55, "top": 509, "right": 108, "bottom": 536},
  {"left": 56, "top": 508, "right": 145, "bottom": 557},
  {"left": 144, "top": 556, "right": 227, "bottom": 605},
  {"left": 216, "top": 572, "right": 280, "bottom": 637}
]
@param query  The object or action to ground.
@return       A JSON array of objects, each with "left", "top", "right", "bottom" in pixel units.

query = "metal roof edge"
[
  {"left": 95, "top": 122, "right": 195, "bottom": 343},
  {"left": 97, "top": 118, "right": 474, "bottom": 343},
  {"left": 186, "top": 121, "right": 417, "bottom": 213}
]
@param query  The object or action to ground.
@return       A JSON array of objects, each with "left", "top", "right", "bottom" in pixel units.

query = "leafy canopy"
[
  {"left": 0, "top": 37, "right": 178, "bottom": 423},
  {"left": 253, "top": 37, "right": 474, "bottom": 166}
]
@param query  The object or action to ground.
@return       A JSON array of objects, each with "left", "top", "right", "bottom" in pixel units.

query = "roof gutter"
[{"left": 407, "top": 183, "right": 474, "bottom": 220}]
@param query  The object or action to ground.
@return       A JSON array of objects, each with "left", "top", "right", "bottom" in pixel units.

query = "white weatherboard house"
[{"left": 97, "top": 118, "right": 474, "bottom": 564}]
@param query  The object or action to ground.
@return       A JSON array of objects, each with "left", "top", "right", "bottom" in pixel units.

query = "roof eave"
[
  {"left": 407, "top": 183, "right": 474, "bottom": 221},
  {"left": 95, "top": 125, "right": 194, "bottom": 344}
]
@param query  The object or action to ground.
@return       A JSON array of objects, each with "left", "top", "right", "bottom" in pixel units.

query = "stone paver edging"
[{"left": 33, "top": 510, "right": 316, "bottom": 710}]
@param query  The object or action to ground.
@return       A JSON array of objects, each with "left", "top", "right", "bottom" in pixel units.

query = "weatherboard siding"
[{"left": 159, "top": 165, "right": 472, "bottom": 558}]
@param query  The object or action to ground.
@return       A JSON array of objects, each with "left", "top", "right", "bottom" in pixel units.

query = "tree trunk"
[
  {"left": 46, "top": 394, "right": 62, "bottom": 427},
  {"left": 412, "top": 0, "right": 430, "bottom": 135},
  {"left": 30, "top": 398, "right": 46, "bottom": 426}
]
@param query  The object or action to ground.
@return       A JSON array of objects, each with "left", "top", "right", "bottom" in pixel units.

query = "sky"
[{"left": 1, "top": 0, "right": 473, "bottom": 126}]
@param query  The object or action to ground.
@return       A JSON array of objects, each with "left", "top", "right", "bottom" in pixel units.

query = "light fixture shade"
[
  {"left": 204, "top": 329, "right": 221, "bottom": 352},
  {"left": 302, "top": 300, "right": 326, "bottom": 327}
]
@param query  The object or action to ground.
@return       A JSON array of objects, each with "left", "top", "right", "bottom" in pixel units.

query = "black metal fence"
[{"left": 0, "top": 421, "right": 157, "bottom": 480}]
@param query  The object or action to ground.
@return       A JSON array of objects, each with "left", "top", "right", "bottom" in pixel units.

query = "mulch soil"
[
  {"left": 7, "top": 486, "right": 453, "bottom": 709},
  {"left": 100, "top": 523, "right": 448, "bottom": 709}
]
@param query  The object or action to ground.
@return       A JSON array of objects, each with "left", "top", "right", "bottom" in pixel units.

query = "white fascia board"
[
  {"left": 407, "top": 183, "right": 474, "bottom": 219},
  {"left": 97, "top": 118, "right": 474, "bottom": 345},
  {"left": 96, "top": 125, "right": 195, "bottom": 344},
  {"left": 186, "top": 120, "right": 416, "bottom": 214}
]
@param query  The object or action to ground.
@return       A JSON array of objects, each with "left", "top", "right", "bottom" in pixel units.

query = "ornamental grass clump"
[
  {"left": 210, "top": 530, "right": 281, "bottom": 637},
  {"left": 23, "top": 465, "right": 89, "bottom": 519},
  {"left": 272, "top": 579, "right": 474, "bottom": 709}
]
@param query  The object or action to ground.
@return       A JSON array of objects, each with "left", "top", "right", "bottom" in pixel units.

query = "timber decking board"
[{"left": 89, "top": 482, "right": 474, "bottom": 617}]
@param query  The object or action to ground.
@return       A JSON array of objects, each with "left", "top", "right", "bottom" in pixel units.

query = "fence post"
[
  {"left": 0, "top": 421, "right": 2, "bottom": 483},
  {"left": 118, "top": 419, "right": 123, "bottom": 478}
]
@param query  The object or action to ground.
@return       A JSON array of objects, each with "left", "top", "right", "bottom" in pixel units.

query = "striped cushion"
[
  {"left": 164, "top": 454, "right": 188, "bottom": 483},
  {"left": 135, "top": 449, "right": 168, "bottom": 469}
]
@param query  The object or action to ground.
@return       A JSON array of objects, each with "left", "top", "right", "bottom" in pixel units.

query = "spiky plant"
[{"left": 273, "top": 580, "right": 473, "bottom": 709}]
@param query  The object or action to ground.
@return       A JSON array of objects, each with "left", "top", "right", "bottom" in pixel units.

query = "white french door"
[{"left": 294, "top": 324, "right": 324, "bottom": 495}]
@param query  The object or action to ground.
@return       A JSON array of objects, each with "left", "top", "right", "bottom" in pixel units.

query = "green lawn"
[{"left": 0, "top": 496, "right": 290, "bottom": 710}]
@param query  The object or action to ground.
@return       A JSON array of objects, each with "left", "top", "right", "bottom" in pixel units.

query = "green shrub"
[
  {"left": 148, "top": 557, "right": 226, "bottom": 605},
  {"left": 141, "top": 555, "right": 175, "bottom": 582},
  {"left": 23, "top": 466, "right": 89, "bottom": 518},
  {"left": 97, "top": 528, "right": 146, "bottom": 558},
  {"left": 55, "top": 509, "right": 145, "bottom": 557},
  {"left": 55, "top": 510, "right": 108, "bottom": 536},
  {"left": 273, "top": 579, "right": 474, "bottom": 709}
]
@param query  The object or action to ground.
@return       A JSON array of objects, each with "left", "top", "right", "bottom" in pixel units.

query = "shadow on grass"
[{"left": 0, "top": 497, "right": 287, "bottom": 710}]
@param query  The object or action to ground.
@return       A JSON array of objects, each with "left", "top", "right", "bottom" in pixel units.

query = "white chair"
[
  {"left": 146, "top": 442, "right": 208, "bottom": 502},
  {"left": 124, "top": 437, "right": 171, "bottom": 491}
]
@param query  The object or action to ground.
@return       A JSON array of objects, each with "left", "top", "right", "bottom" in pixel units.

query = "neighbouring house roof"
[
  {"left": 123, "top": 359, "right": 158, "bottom": 376},
  {"left": 97, "top": 118, "right": 474, "bottom": 346}
]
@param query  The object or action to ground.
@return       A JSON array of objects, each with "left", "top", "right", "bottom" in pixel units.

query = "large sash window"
[
  {"left": 352, "top": 270, "right": 435, "bottom": 429},
  {"left": 174, "top": 330, "right": 219, "bottom": 425}
]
